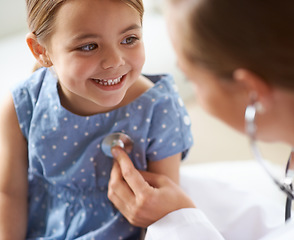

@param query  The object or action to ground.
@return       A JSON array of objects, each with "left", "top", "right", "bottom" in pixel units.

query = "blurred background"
[{"left": 0, "top": 0, "right": 291, "bottom": 166}]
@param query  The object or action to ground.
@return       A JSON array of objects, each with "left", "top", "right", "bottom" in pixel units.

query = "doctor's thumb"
[
  {"left": 111, "top": 146, "right": 134, "bottom": 168},
  {"left": 111, "top": 146, "right": 123, "bottom": 159}
]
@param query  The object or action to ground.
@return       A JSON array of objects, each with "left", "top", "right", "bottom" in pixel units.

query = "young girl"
[{"left": 0, "top": 0, "right": 193, "bottom": 239}]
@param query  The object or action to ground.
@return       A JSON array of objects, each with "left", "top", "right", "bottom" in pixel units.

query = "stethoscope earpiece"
[{"left": 102, "top": 132, "right": 134, "bottom": 157}]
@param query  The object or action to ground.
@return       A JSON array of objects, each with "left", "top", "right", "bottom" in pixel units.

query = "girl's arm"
[
  {"left": 147, "top": 153, "right": 181, "bottom": 184},
  {"left": 0, "top": 94, "right": 28, "bottom": 239}
]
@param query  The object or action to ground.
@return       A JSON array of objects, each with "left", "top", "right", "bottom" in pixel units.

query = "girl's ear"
[
  {"left": 233, "top": 68, "right": 273, "bottom": 110},
  {"left": 26, "top": 33, "right": 53, "bottom": 67}
]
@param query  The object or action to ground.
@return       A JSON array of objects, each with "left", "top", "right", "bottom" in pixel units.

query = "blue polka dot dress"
[{"left": 11, "top": 68, "right": 193, "bottom": 240}]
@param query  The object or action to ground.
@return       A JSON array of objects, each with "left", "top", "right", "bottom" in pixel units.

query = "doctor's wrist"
[{"left": 170, "top": 189, "right": 196, "bottom": 213}]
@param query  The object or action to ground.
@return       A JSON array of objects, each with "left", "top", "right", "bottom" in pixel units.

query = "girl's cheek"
[{"left": 134, "top": 50, "right": 145, "bottom": 69}]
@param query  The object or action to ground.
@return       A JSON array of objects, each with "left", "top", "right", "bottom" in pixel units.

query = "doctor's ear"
[
  {"left": 233, "top": 68, "right": 273, "bottom": 111},
  {"left": 26, "top": 32, "right": 52, "bottom": 68}
]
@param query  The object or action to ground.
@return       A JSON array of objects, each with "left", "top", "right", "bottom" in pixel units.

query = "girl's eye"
[
  {"left": 78, "top": 43, "right": 98, "bottom": 52},
  {"left": 121, "top": 36, "right": 139, "bottom": 45}
]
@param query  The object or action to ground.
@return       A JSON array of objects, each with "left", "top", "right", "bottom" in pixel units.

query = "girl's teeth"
[{"left": 94, "top": 76, "right": 122, "bottom": 86}]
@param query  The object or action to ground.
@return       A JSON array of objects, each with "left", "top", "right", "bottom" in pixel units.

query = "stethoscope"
[
  {"left": 102, "top": 104, "right": 294, "bottom": 222},
  {"left": 245, "top": 103, "right": 294, "bottom": 221},
  {"left": 102, "top": 132, "right": 134, "bottom": 158}
]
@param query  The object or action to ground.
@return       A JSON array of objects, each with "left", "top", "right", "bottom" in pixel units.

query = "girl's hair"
[
  {"left": 174, "top": 0, "right": 294, "bottom": 89},
  {"left": 26, "top": 0, "right": 144, "bottom": 71}
]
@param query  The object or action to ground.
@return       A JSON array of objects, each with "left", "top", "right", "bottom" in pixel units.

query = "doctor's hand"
[{"left": 108, "top": 147, "right": 196, "bottom": 228}]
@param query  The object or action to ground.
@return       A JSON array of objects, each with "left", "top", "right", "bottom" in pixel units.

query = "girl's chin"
[{"left": 95, "top": 96, "right": 126, "bottom": 112}]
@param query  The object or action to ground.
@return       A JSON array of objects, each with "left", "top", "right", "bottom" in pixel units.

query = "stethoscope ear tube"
[
  {"left": 245, "top": 104, "right": 294, "bottom": 221},
  {"left": 286, "top": 197, "right": 292, "bottom": 221}
]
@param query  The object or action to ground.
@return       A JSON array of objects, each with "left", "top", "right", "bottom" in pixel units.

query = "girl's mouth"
[{"left": 91, "top": 76, "right": 123, "bottom": 86}]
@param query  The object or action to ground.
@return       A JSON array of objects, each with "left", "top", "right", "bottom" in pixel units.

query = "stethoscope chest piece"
[{"left": 102, "top": 132, "right": 134, "bottom": 157}]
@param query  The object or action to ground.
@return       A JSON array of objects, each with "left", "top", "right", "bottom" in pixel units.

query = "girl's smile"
[
  {"left": 92, "top": 76, "right": 123, "bottom": 86},
  {"left": 91, "top": 74, "right": 126, "bottom": 91},
  {"left": 44, "top": 0, "right": 146, "bottom": 115}
]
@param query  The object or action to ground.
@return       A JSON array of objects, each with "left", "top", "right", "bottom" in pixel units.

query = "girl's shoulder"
[
  {"left": 125, "top": 74, "right": 177, "bottom": 105},
  {"left": 121, "top": 73, "right": 188, "bottom": 120},
  {"left": 12, "top": 67, "right": 49, "bottom": 97},
  {"left": 10, "top": 68, "right": 54, "bottom": 138},
  {"left": 11, "top": 67, "right": 56, "bottom": 111},
  {"left": 140, "top": 73, "right": 181, "bottom": 103},
  {"left": 119, "top": 75, "right": 154, "bottom": 107},
  {"left": 145, "top": 73, "right": 177, "bottom": 94}
]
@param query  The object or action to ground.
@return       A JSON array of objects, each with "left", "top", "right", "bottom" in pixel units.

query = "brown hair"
[
  {"left": 122, "top": 0, "right": 144, "bottom": 23},
  {"left": 173, "top": 0, "right": 294, "bottom": 89},
  {"left": 26, "top": 0, "right": 144, "bottom": 71}
]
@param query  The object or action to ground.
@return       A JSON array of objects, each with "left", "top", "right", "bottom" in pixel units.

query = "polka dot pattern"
[{"left": 12, "top": 69, "right": 193, "bottom": 239}]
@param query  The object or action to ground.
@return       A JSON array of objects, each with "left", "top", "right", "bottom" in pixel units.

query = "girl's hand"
[{"left": 107, "top": 147, "right": 196, "bottom": 228}]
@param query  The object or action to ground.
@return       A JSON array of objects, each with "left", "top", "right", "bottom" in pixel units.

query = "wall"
[{"left": 0, "top": 0, "right": 28, "bottom": 38}]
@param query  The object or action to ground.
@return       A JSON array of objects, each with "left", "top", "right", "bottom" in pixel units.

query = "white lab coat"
[
  {"left": 146, "top": 209, "right": 294, "bottom": 240},
  {"left": 145, "top": 169, "right": 294, "bottom": 240}
]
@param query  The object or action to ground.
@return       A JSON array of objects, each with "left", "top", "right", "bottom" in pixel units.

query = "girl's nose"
[{"left": 101, "top": 48, "right": 125, "bottom": 69}]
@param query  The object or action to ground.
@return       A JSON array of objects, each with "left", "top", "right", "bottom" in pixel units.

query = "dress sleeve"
[
  {"left": 11, "top": 68, "right": 45, "bottom": 139},
  {"left": 11, "top": 84, "right": 34, "bottom": 140},
  {"left": 146, "top": 78, "right": 194, "bottom": 161},
  {"left": 145, "top": 209, "right": 225, "bottom": 240}
]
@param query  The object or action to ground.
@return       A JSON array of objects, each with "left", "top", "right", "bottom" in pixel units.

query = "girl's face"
[
  {"left": 166, "top": 4, "right": 248, "bottom": 134},
  {"left": 46, "top": 0, "right": 145, "bottom": 115}
]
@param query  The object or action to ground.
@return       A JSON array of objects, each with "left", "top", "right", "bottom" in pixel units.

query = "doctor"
[{"left": 107, "top": 0, "right": 294, "bottom": 239}]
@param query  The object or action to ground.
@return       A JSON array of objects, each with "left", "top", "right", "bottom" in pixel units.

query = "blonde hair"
[{"left": 26, "top": 0, "right": 144, "bottom": 71}]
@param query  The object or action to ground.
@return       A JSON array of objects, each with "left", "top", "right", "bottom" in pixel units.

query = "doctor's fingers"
[
  {"left": 111, "top": 146, "right": 151, "bottom": 195},
  {"left": 108, "top": 188, "right": 155, "bottom": 228},
  {"left": 108, "top": 161, "right": 135, "bottom": 201},
  {"left": 108, "top": 162, "right": 155, "bottom": 227},
  {"left": 108, "top": 159, "right": 154, "bottom": 203}
]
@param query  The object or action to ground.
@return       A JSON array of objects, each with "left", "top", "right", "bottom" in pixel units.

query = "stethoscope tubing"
[{"left": 245, "top": 104, "right": 294, "bottom": 221}]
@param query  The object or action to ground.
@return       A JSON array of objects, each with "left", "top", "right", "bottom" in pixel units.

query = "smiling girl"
[{"left": 0, "top": 0, "right": 193, "bottom": 239}]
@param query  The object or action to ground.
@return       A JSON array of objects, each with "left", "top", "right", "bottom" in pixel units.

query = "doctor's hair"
[
  {"left": 25, "top": 0, "right": 144, "bottom": 71},
  {"left": 172, "top": 0, "right": 294, "bottom": 89}
]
